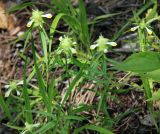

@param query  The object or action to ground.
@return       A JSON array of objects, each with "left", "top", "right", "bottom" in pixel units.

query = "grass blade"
[
  {"left": 62, "top": 68, "right": 84, "bottom": 104},
  {"left": 31, "top": 38, "right": 52, "bottom": 113},
  {"left": 0, "top": 94, "right": 11, "bottom": 120},
  {"left": 40, "top": 28, "right": 49, "bottom": 64},
  {"left": 74, "top": 124, "right": 113, "bottom": 134},
  {"left": 78, "top": 0, "right": 90, "bottom": 45},
  {"left": 35, "top": 122, "right": 55, "bottom": 134},
  {"left": 8, "top": 2, "right": 35, "bottom": 12},
  {"left": 23, "top": 60, "right": 33, "bottom": 123}
]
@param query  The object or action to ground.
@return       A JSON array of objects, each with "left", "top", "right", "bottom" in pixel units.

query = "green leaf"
[
  {"left": 4, "top": 124, "right": 23, "bottom": 131},
  {"left": 26, "top": 110, "right": 56, "bottom": 119},
  {"left": 78, "top": 0, "right": 90, "bottom": 45},
  {"left": 71, "top": 104, "right": 93, "bottom": 114},
  {"left": 49, "top": 13, "right": 80, "bottom": 47},
  {"left": 40, "top": 28, "right": 48, "bottom": 64},
  {"left": 49, "top": 13, "right": 65, "bottom": 46},
  {"left": 116, "top": 52, "right": 160, "bottom": 73},
  {"left": 31, "top": 38, "right": 52, "bottom": 113},
  {"left": 62, "top": 67, "right": 85, "bottom": 104},
  {"left": 0, "top": 94, "right": 11, "bottom": 120},
  {"left": 65, "top": 115, "right": 85, "bottom": 121},
  {"left": 74, "top": 124, "right": 113, "bottom": 134},
  {"left": 48, "top": 78, "right": 55, "bottom": 102},
  {"left": 8, "top": 2, "right": 35, "bottom": 12},
  {"left": 146, "top": 68, "right": 160, "bottom": 82},
  {"left": 23, "top": 60, "right": 33, "bottom": 124},
  {"left": 35, "top": 122, "right": 55, "bottom": 134},
  {"left": 51, "top": 0, "right": 69, "bottom": 14},
  {"left": 145, "top": 3, "right": 158, "bottom": 22},
  {"left": 147, "top": 90, "right": 160, "bottom": 101}
]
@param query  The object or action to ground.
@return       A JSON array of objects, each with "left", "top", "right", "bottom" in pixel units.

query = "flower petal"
[
  {"left": 21, "top": 130, "right": 27, "bottom": 134},
  {"left": 73, "top": 42, "right": 77, "bottom": 45},
  {"left": 32, "top": 123, "right": 40, "bottom": 127},
  {"left": 17, "top": 80, "right": 24, "bottom": 85},
  {"left": 104, "top": 49, "right": 108, "bottom": 53},
  {"left": 70, "top": 48, "right": 77, "bottom": 54},
  {"left": 4, "top": 85, "right": 10, "bottom": 89},
  {"left": 5, "top": 89, "right": 12, "bottom": 98},
  {"left": 16, "top": 90, "right": 21, "bottom": 96},
  {"left": 90, "top": 44, "right": 99, "bottom": 50},
  {"left": 42, "top": 13, "right": 52, "bottom": 19},
  {"left": 107, "top": 42, "right": 117, "bottom": 46},
  {"left": 59, "top": 36, "right": 63, "bottom": 41},
  {"left": 27, "top": 20, "right": 33, "bottom": 27},
  {"left": 130, "top": 26, "right": 139, "bottom": 32},
  {"left": 146, "top": 27, "right": 152, "bottom": 35}
]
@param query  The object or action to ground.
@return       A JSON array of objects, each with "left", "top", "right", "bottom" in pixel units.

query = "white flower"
[
  {"left": 146, "top": 27, "right": 152, "bottom": 35},
  {"left": 58, "top": 35, "right": 77, "bottom": 55},
  {"left": 104, "top": 49, "right": 108, "bottom": 53},
  {"left": 70, "top": 48, "right": 77, "bottom": 54},
  {"left": 4, "top": 80, "right": 23, "bottom": 97},
  {"left": 130, "top": 26, "right": 139, "bottom": 31},
  {"left": 21, "top": 122, "right": 40, "bottom": 134},
  {"left": 90, "top": 35, "right": 117, "bottom": 53},
  {"left": 27, "top": 10, "right": 52, "bottom": 28},
  {"left": 27, "top": 20, "right": 34, "bottom": 28},
  {"left": 17, "top": 31, "right": 25, "bottom": 37},
  {"left": 59, "top": 36, "right": 63, "bottom": 41},
  {"left": 41, "top": 13, "right": 52, "bottom": 19},
  {"left": 130, "top": 21, "right": 153, "bottom": 35},
  {"left": 90, "top": 44, "right": 99, "bottom": 50},
  {"left": 107, "top": 41, "right": 117, "bottom": 46}
]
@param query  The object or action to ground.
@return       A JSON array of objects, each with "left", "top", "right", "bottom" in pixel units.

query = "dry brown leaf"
[
  {"left": 0, "top": 2, "right": 8, "bottom": 29},
  {"left": 0, "top": 2, "right": 19, "bottom": 35}
]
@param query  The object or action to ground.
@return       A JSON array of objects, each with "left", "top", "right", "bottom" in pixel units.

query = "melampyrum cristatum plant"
[
  {"left": 2, "top": 0, "right": 160, "bottom": 133},
  {"left": 130, "top": 0, "right": 160, "bottom": 52},
  {"left": 130, "top": 0, "right": 160, "bottom": 102},
  {"left": 17, "top": 7, "right": 116, "bottom": 133},
  {"left": 130, "top": 1, "right": 160, "bottom": 132}
]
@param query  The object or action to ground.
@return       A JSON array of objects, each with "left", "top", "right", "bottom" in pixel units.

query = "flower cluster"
[
  {"left": 22, "top": 122, "right": 40, "bottom": 134},
  {"left": 57, "top": 35, "right": 77, "bottom": 55},
  {"left": 90, "top": 35, "right": 117, "bottom": 53},
  {"left": 27, "top": 10, "right": 52, "bottom": 28},
  {"left": 4, "top": 80, "right": 23, "bottom": 97},
  {"left": 130, "top": 20, "right": 153, "bottom": 35}
]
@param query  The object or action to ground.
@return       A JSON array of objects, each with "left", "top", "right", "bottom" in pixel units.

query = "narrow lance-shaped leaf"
[
  {"left": 40, "top": 28, "right": 48, "bottom": 64},
  {"left": 74, "top": 124, "right": 113, "bottom": 134},
  {"left": 0, "top": 94, "right": 11, "bottom": 119},
  {"left": 31, "top": 37, "right": 52, "bottom": 113},
  {"left": 23, "top": 59, "right": 33, "bottom": 123}
]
